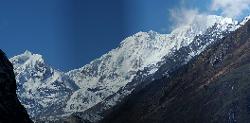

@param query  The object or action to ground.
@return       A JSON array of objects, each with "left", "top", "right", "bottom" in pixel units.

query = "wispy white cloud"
[
  {"left": 169, "top": 8, "right": 202, "bottom": 28},
  {"left": 211, "top": 0, "right": 250, "bottom": 18},
  {"left": 168, "top": 0, "right": 250, "bottom": 29}
]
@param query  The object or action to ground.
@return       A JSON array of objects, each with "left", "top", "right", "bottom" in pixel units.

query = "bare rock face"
[{"left": 0, "top": 49, "right": 33, "bottom": 123}]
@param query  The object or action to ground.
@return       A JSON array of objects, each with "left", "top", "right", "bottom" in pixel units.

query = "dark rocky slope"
[
  {"left": 0, "top": 50, "right": 32, "bottom": 123},
  {"left": 101, "top": 19, "right": 250, "bottom": 123}
]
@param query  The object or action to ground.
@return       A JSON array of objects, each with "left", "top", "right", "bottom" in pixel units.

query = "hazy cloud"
[
  {"left": 211, "top": 0, "right": 250, "bottom": 18},
  {"left": 169, "top": 8, "right": 201, "bottom": 28},
  {"left": 168, "top": 0, "right": 250, "bottom": 30}
]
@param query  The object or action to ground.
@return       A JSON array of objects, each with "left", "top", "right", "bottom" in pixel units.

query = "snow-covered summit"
[
  {"left": 10, "top": 50, "right": 44, "bottom": 70},
  {"left": 166, "top": 15, "right": 237, "bottom": 49},
  {"left": 10, "top": 51, "right": 78, "bottom": 118}
]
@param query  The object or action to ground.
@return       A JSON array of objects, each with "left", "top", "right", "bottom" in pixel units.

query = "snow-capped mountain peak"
[
  {"left": 10, "top": 50, "right": 45, "bottom": 71},
  {"left": 168, "top": 15, "right": 236, "bottom": 50},
  {"left": 10, "top": 51, "right": 78, "bottom": 118},
  {"left": 12, "top": 14, "right": 248, "bottom": 122},
  {"left": 64, "top": 15, "right": 238, "bottom": 115}
]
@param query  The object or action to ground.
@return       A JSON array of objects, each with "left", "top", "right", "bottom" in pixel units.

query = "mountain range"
[
  {"left": 101, "top": 15, "right": 250, "bottom": 123},
  {"left": 9, "top": 14, "right": 250, "bottom": 122}
]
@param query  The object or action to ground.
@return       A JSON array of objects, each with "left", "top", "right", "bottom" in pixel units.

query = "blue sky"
[{"left": 1, "top": 0, "right": 250, "bottom": 71}]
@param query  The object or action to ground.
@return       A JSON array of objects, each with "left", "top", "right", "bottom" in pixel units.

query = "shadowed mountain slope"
[{"left": 0, "top": 50, "right": 32, "bottom": 123}]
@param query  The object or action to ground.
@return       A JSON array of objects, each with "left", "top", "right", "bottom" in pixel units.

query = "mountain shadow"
[{"left": 0, "top": 50, "right": 33, "bottom": 123}]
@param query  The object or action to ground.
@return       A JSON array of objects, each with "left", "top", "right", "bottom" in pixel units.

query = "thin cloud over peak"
[
  {"left": 169, "top": 8, "right": 200, "bottom": 28},
  {"left": 168, "top": 0, "right": 250, "bottom": 29},
  {"left": 211, "top": 0, "right": 250, "bottom": 18}
]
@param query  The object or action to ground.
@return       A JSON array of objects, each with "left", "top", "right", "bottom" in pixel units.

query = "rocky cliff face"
[
  {"left": 0, "top": 49, "right": 32, "bottom": 123},
  {"left": 101, "top": 19, "right": 250, "bottom": 123}
]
